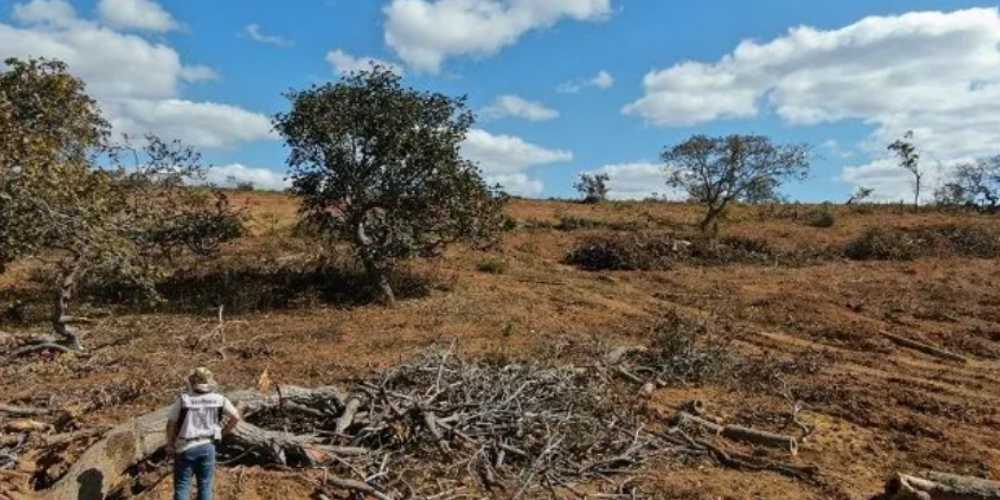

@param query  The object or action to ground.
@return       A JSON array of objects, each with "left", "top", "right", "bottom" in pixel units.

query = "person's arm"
[{"left": 221, "top": 398, "right": 241, "bottom": 435}]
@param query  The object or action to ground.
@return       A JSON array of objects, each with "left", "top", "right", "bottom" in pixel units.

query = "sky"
[{"left": 3, "top": 0, "right": 1000, "bottom": 202}]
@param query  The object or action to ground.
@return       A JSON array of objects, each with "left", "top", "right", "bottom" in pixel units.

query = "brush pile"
[{"left": 238, "top": 349, "right": 674, "bottom": 498}]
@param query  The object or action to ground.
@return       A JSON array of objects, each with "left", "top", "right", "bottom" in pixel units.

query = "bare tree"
[
  {"left": 661, "top": 135, "right": 810, "bottom": 234},
  {"left": 888, "top": 131, "right": 921, "bottom": 208},
  {"left": 846, "top": 186, "right": 874, "bottom": 205},
  {"left": 936, "top": 156, "right": 1000, "bottom": 211}
]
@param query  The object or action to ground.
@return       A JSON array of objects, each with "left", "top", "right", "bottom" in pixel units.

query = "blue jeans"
[{"left": 173, "top": 443, "right": 215, "bottom": 500}]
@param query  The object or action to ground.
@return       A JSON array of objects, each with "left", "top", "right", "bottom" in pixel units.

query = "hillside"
[{"left": 2, "top": 193, "right": 1000, "bottom": 499}]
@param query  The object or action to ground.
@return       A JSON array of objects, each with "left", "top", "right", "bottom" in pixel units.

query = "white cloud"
[
  {"left": 622, "top": 8, "right": 1000, "bottom": 199},
  {"left": 325, "top": 49, "right": 403, "bottom": 75},
  {"left": 205, "top": 164, "right": 289, "bottom": 191},
  {"left": 244, "top": 23, "right": 293, "bottom": 47},
  {"left": 12, "top": 0, "right": 77, "bottom": 27},
  {"left": 97, "top": 0, "right": 177, "bottom": 32},
  {"left": 1, "top": 1, "right": 273, "bottom": 148},
  {"left": 558, "top": 69, "right": 614, "bottom": 93},
  {"left": 580, "top": 162, "right": 685, "bottom": 200},
  {"left": 383, "top": 0, "right": 612, "bottom": 73},
  {"left": 482, "top": 94, "right": 558, "bottom": 121},
  {"left": 462, "top": 128, "right": 572, "bottom": 196},
  {"left": 103, "top": 99, "right": 275, "bottom": 148}
]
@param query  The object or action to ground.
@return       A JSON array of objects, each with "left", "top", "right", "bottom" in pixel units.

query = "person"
[{"left": 165, "top": 367, "right": 241, "bottom": 500}]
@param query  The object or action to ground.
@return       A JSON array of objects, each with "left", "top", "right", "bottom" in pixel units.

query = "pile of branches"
[{"left": 235, "top": 349, "right": 676, "bottom": 498}]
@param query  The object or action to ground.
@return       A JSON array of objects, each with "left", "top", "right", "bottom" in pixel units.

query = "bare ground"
[{"left": 2, "top": 194, "right": 999, "bottom": 499}]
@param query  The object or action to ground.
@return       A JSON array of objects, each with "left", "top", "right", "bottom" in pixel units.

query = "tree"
[
  {"left": 935, "top": 157, "right": 1000, "bottom": 211},
  {"left": 273, "top": 66, "right": 507, "bottom": 305},
  {"left": 661, "top": 135, "right": 810, "bottom": 233},
  {"left": 846, "top": 186, "right": 874, "bottom": 205},
  {"left": 888, "top": 131, "right": 921, "bottom": 208},
  {"left": 574, "top": 173, "right": 610, "bottom": 203},
  {"left": 1, "top": 58, "right": 244, "bottom": 354}
]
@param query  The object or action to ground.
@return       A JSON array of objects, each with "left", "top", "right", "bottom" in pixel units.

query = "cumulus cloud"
[
  {"left": 482, "top": 95, "right": 558, "bottom": 121},
  {"left": 12, "top": 0, "right": 77, "bottom": 27},
  {"left": 1, "top": 0, "right": 273, "bottom": 148},
  {"left": 558, "top": 69, "right": 614, "bottom": 93},
  {"left": 204, "top": 164, "right": 289, "bottom": 191},
  {"left": 103, "top": 99, "right": 275, "bottom": 148},
  {"left": 383, "top": 0, "right": 612, "bottom": 73},
  {"left": 623, "top": 8, "right": 1000, "bottom": 200},
  {"left": 325, "top": 49, "right": 403, "bottom": 75},
  {"left": 462, "top": 128, "right": 572, "bottom": 196},
  {"left": 579, "top": 162, "right": 686, "bottom": 200},
  {"left": 97, "top": 0, "right": 178, "bottom": 32},
  {"left": 245, "top": 23, "right": 293, "bottom": 47}
]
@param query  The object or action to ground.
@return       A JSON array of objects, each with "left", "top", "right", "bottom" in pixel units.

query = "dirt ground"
[{"left": 2, "top": 193, "right": 999, "bottom": 499}]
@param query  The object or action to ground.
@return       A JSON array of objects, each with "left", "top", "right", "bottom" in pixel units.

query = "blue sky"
[{"left": 4, "top": 0, "right": 1000, "bottom": 202}]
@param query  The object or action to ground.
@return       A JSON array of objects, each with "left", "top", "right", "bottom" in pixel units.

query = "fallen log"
[
  {"left": 672, "top": 411, "right": 799, "bottom": 455},
  {"left": 881, "top": 471, "right": 1000, "bottom": 500},
  {"left": 0, "top": 404, "right": 53, "bottom": 417},
  {"left": 30, "top": 385, "right": 346, "bottom": 500},
  {"left": 882, "top": 332, "right": 967, "bottom": 364}
]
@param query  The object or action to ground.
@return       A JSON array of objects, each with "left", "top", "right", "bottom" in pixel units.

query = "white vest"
[{"left": 177, "top": 392, "right": 224, "bottom": 441}]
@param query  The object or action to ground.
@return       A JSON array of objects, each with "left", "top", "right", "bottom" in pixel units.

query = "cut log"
[
  {"left": 672, "top": 411, "right": 799, "bottom": 455},
  {"left": 31, "top": 385, "right": 345, "bottom": 500},
  {"left": 0, "top": 404, "right": 53, "bottom": 417},
  {"left": 882, "top": 332, "right": 967, "bottom": 363},
  {"left": 882, "top": 472, "right": 1000, "bottom": 500}
]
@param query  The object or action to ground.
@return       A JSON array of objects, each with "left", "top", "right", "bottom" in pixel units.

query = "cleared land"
[{"left": 2, "top": 193, "right": 1000, "bottom": 499}]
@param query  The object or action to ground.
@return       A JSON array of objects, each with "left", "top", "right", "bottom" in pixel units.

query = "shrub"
[
  {"left": 555, "top": 215, "right": 603, "bottom": 231},
  {"left": 845, "top": 224, "right": 1000, "bottom": 260},
  {"left": 806, "top": 209, "right": 835, "bottom": 228},
  {"left": 477, "top": 257, "right": 508, "bottom": 274},
  {"left": 689, "top": 235, "right": 777, "bottom": 264},
  {"left": 643, "top": 312, "right": 732, "bottom": 386},
  {"left": 564, "top": 233, "right": 677, "bottom": 271},
  {"left": 844, "top": 227, "right": 922, "bottom": 260},
  {"left": 235, "top": 181, "right": 256, "bottom": 191}
]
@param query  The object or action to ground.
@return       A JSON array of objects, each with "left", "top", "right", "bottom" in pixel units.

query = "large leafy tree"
[
  {"left": 662, "top": 134, "right": 810, "bottom": 233},
  {"left": 274, "top": 66, "right": 507, "bottom": 305},
  {"left": 1, "top": 58, "right": 243, "bottom": 354}
]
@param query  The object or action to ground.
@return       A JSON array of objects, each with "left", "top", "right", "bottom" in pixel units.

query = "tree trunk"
[
  {"left": 355, "top": 221, "right": 396, "bottom": 307},
  {"left": 32, "top": 386, "right": 345, "bottom": 499},
  {"left": 699, "top": 206, "right": 723, "bottom": 236},
  {"left": 881, "top": 471, "right": 1000, "bottom": 499},
  {"left": 52, "top": 255, "right": 85, "bottom": 352}
]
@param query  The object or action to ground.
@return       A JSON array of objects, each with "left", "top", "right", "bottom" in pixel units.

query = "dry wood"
[
  {"left": 882, "top": 332, "right": 967, "bottom": 363},
  {"left": 673, "top": 411, "right": 799, "bottom": 455},
  {"left": 31, "top": 386, "right": 344, "bottom": 499},
  {"left": 334, "top": 397, "right": 361, "bottom": 435},
  {"left": 0, "top": 404, "right": 52, "bottom": 417},
  {"left": 882, "top": 471, "right": 1000, "bottom": 500}
]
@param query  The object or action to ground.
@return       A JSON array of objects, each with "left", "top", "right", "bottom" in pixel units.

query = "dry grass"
[{"left": 2, "top": 194, "right": 1000, "bottom": 499}]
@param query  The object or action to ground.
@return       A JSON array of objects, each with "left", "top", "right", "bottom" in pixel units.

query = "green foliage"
[
  {"left": 573, "top": 173, "right": 609, "bottom": 204},
  {"left": 0, "top": 57, "right": 244, "bottom": 348},
  {"left": 476, "top": 257, "right": 508, "bottom": 274},
  {"left": 273, "top": 66, "right": 507, "bottom": 304},
  {"left": 662, "top": 135, "right": 810, "bottom": 233}
]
